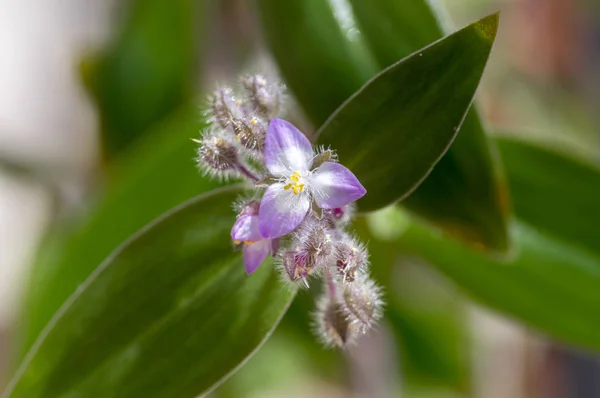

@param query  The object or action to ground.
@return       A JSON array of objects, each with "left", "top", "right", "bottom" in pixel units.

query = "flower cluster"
[{"left": 195, "top": 75, "right": 384, "bottom": 348}]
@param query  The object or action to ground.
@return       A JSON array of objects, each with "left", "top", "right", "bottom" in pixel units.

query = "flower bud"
[
  {"left": 234, "top": 198, "right": 261, "bottom": 217},
  {"left": 241, "top": 74, "right": 282, "bottom": 118},
  {"left": 335, "top": 234, "right": 368, "bottom": 282},
  {"left": 281, "top": 250, "right": 309, "bottom": 281},
  {"left": 231, "top": 116, "right": 266, "bottom": 152},
  {"left": 322, "top": 203, "right": 355, "bottom": 229},
  {"left": 314, "top": 293, "right": 353, "bottom": 348},
  {"left": 209, "top": 87, "right": 240, "bottom": 130},
  {"left": 291, "top": 217, "right": 334, "bottom": 271},
  {"left": 195, "top": 130, "right": 239, "bottom": 179},
  {"left": 340, "top": 274, "right": 383, "bottom": 335}
]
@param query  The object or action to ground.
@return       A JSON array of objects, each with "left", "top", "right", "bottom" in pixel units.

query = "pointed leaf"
[
  {"left": 5, "top": 187, "right": 295, "bottom": 398},
  {"left": 316, "top": 14, "right": 499, "bottom": 213}
]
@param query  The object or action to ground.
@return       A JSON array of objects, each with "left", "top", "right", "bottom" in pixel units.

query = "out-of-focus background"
[{"left": 2, "top": 0, "right": 600, "bottom": 397}]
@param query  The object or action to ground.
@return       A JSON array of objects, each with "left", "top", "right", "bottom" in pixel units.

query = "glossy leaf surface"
[
  {"left": 6, "top": 187, "right": 295, "bottom": 398},
  {"left": 349, "top": 0, "right": 510, "bottom": 251},
  {"left": 17, "top": 105, "right": 221, "bottom": 360},
  {"left": 316, "top": 14, "right": 499, "bottom": 213}
]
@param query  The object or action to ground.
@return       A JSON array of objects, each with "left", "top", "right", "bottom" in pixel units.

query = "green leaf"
[
  {"left": 349, "top": 0, "right": 510, "bottom": 252},
  {"left": 385, "top": 211, "right": 600, "bottom": 351},
  {"left": 255, "top": 0, "right": 378, "bottom": 126},
  {"left": 359, "top": 215, "right": 469, "bottom": 390},
  {"left": 82, "top": 0, "right": 205, "bottom": 158},
  {"left": 497, "top": 136, "right": 600, "bottom": 255},
  {"left": 316, "top": 14, "right": 499, "bottom": 213},
  {"left": 6, "top": 187, "right": 296, "bottom": 398},
  {"left": 16, "top": 104, "right": 221, "bottom": 361}
]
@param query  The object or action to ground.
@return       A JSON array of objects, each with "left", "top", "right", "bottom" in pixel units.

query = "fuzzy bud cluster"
[
  {"left": 196, "top": 75, "right": 383, "bottom": 349},
  {"left": 195, "top": 75, "right": 285, "bottom": 181}
]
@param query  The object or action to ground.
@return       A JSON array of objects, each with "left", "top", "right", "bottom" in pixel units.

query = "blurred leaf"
[
  {"left": 349, "top": 0, "right": 510, "bottom": 252},
  {"left": 82, "top": 0, "right": 205, "bottom": 158},
  {"left": 360, "top": 217, "right": 469, "bottom": 390},
  {"left": 17, "top": 104, "right": 220, "bottom": 361},
  {"left": 256, "top": 0, "right": 378, "bottom": 126},
  {"left": 316, "top": 14, "right": 499, "bottom": 213},
  {"left": 497, "top": 136, "right": 600, "bottom": 255},
  {"left": 6, "top": 187, "right": 295, "bottom": 398},
  {"left": 389, "top": 212, "right": 600, "bottom": 351}
]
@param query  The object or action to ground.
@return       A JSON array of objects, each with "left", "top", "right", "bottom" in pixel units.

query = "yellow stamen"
[{"left": 284, "top": 171, "right": 305, "bottom": 195}]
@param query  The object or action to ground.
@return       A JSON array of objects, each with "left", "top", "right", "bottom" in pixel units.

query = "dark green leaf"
[
  {"left": 316, "top": 14, "right": 499, "bottom": 213},
  {"left": 497, "top": 136, "right": 600, "bottom": 255},
  {"left": 6, "top": 187, "right": 295, "bottom": 398},
  {"left": 256, "top": 0, "right": 378, "bottom": 126},
  {"left": 82, "top": 0, "right": 205, "bottom": 158},
  {"left": 16, "top": 104, "right": 221, "bottom": 361},
  {"left": 388, "top": 213, "right": 600, "bottom": 351},
  {"left": 348, "top": 0, "right": 510, "bottom": 252}
]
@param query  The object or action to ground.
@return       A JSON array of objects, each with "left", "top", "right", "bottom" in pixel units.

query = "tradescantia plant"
[
  {"left": 5, "top": 3, "right": 600, "bottom": 398},
  {"left": 194, "top": 76, "right": 382, "bottom": 347}
]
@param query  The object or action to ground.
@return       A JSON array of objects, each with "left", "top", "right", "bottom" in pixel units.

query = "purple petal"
[
  {"left": 311, "top": 162, "right": 366, "bottom": 209},
  {"left": 258, "top": 183, "right": 310, "bottom": 238},
  {"left": 264, "top": 118, "right": 313, "bottom": 177},
  {"left": 243, "top": 239, "right": 271, "bottom": 274},
  {"left": 231, "top": 214, "right": 262, "bottom": 241}
]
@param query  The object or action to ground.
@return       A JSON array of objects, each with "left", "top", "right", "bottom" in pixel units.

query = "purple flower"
[
  {"left": 258, "top": 118, "right": 366, "bottom": 239},
  {"left": 231, "top": 213, "right": 272, "bottom": 274}
]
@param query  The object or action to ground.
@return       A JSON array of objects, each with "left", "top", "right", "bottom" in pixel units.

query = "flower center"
[{"left": 284, "top": 171, "right": 305, "bottom": 195}]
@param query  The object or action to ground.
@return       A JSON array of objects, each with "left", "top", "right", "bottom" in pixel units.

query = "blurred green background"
[{"left": 1, "top": 0, "right": 600, "bottom": 397}]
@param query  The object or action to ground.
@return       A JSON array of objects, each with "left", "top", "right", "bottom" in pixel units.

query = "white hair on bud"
[
  {"left": 334, "top": 232, "right": 369, "bottom": 282},
  {"left": 340, "top": 273, "right": 384, "bottom": 335},
  {"left": 313, "top": 288, "right": 357, "bottom": 348},
  {"left": 240, "top": 74, "right": 285, "bottom": 119},
  {"left": 194, "top": 128, "right": 242, "bottom": 181},
  {"left": 290, "top": 216, "right": 336, "bottom": 272}
]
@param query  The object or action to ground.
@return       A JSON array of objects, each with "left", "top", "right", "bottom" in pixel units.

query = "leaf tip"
[{"left": 475, "top": 12, "right": 500, "bottom": 42}]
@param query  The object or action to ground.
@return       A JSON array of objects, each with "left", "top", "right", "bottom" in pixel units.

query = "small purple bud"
[
  {"left": 280, "top": 250, "right": 312, "bottom": 283},
  {"left": 335, "top": 234, "right": 368, "bottom": 282},
  {"left": 236, "top": 199, "right": 260, "bottom": 217},
  {"left": 322, "top": 203, "right": 355, "bottom": 229}
]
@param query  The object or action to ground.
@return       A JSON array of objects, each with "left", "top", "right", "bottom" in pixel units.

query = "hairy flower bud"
[
  {"left": 195, "top": 130, "right": 240, "bottom": 179},
  {"left": 231, "top": 116, "right": 266, "bottom": 152},
  {"left": 234, "top": 199, "right": 260, "bottom": 217},
  {"left": 340, "top": 274, "right": 383, "bottom": 334},
  {"left": 280, "top": 250, "right": 312, "bottom": 285},
  {"left": 209, "top": 87, "right": 240, "bottom": 130},
  {"left": 322, "top": 203, "right": 355, "bottom": 229},
  {"left": 335, "top": 234, "right": 368, "bottom": 282},
  {"left": 314, "top": 293, "right": 354, "bottom": 348},
  {"left": 291, "top": 217, "right": 334, "bottom": 271},
  {"left": 241, "top": 74, "right": 282, "bottom": 118}
]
